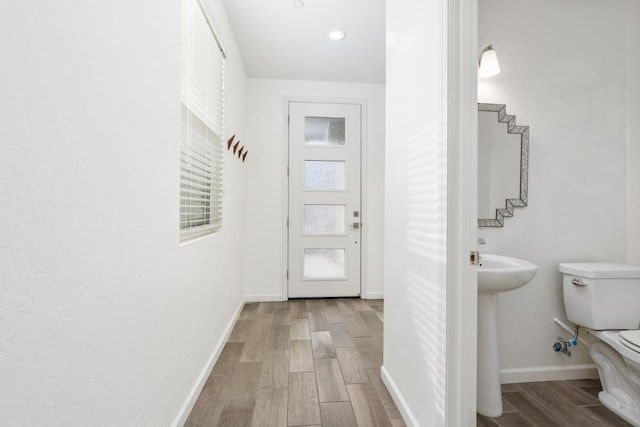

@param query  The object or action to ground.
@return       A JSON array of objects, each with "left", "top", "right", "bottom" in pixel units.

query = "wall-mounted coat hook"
[
  {"left": 238, "top": 146, "right": 245, "bottom": 158},
  {"left": 242, "top": 151, "right": 248, "bottom": 162},
  {"left": 227, "top": 135, "right": 235, "bottom": 150},
  {"left": 232, "top": 140, "right": 240, "bottom": 154}
]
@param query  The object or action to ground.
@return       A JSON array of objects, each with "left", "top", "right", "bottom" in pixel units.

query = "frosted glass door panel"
[
  {"left": 304, "top": 161, "right": 346, "bottom": 190},
  {"left": 303, "top": 249, "right": 345, "bottom": 278},
  {"left": 304, "top": 117, "right": 346, "bottom": 146},
  {"left": 304, "top": 205, "right": 345, "bottom": 234}
]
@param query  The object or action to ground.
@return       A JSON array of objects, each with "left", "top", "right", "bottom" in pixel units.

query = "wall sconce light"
[{"left": 478, "top": 45, "right": 501, "bottom": 78}]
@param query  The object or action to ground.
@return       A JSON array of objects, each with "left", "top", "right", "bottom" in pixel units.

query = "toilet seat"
[{"left": 620, "top": 330, "right": 640, "bottom": 354}]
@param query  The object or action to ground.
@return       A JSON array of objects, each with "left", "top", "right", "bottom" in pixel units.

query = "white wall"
[
  {"left": 383, "top": 0, "right": 448, "bottom": 425},
  {"left": 242, "top": 78, "right": 385, "bottom": 300},
  {"left": 627, "top": 0, "right": 640, "bottom": 265},
  {"left": 478, "top": 0, "right": 631, "bottom": 381},
  {"left": 0, "top": 1, "right": 248, "bottom": 425}
]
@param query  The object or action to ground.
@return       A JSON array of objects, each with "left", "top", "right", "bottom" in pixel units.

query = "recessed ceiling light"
[
  {"left": 328, "top": 28, "right": 347, "bottom": 41},
  {"left": 292, "top": 0, "right": 304, "bottom": 9}
]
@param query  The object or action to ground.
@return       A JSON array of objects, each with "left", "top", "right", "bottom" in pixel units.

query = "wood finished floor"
[
  {"left": 477, "top": 380, "right": 632, "bottom": 427},
  {"left": 185, "top": 298, "right": 404, "bottom": 427},
  {"left": 186, "top": 298, "right": 633, "bottom": 427}
]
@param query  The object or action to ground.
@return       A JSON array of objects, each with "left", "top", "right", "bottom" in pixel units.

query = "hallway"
[{"left": 185, "top": 299, "right": 403, "bottom": 426}]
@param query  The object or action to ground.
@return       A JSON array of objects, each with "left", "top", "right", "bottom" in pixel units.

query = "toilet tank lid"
[{"left": 559, "top": 262, "right": 640, "bottom": 279}]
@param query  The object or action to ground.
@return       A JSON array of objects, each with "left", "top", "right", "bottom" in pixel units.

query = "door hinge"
[{"left": 470, "top": 251, "right": 480, "bottom": 266}]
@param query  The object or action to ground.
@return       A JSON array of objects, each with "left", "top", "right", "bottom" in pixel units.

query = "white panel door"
[{"left": 288, "top": 102, "right": 362, "bottom": 298}]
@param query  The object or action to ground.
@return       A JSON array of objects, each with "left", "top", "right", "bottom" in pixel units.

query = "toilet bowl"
[
  {"left": 587, "top": 329, "right": 640, "bottom": 425},
  {"left": 559, "top": 262, "right": 640, "bottom": 426}
]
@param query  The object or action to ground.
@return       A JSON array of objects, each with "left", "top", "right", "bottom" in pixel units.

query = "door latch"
[{"left": 470, "top": 251, "right": 480, "bottom": 266}]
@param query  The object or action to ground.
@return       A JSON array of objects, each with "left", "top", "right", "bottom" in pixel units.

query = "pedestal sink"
[{"left": 477, "top": 254, "right": 538, "bottom": 417}]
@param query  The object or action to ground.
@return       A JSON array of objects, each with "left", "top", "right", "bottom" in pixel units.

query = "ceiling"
[{"left": 221, "top": 0, "right": 385, "bottom": 83}]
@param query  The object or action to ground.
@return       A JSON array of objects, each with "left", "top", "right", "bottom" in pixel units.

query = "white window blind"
[{"left": 180, "top": 0, "right": 225, "bottom": 241}]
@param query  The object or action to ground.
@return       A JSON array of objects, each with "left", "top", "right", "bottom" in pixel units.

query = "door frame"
[
  {"left": 281, "top": 96, "right": 370, "bottom": 300},
  {"left": 445, "top": 0, "right": 478, "bottom": 424}
]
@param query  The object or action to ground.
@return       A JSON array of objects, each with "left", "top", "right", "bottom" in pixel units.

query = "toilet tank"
[{"left": 559, "top": 262, "right": 640, "bottom": 330}]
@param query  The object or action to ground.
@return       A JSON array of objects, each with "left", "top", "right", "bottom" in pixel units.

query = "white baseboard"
[
  {"left": 380, "top": 365, "right": 416, "bottom": 427},
  {"left": 362, "top": 291, "right": 384, "bottom": 299},
  {"left": 244, "top": 293, "right": 285, "bottom": 302},
  {"left": 171, "top": 296, "right": 247, "bottom": 427},
  {"left": 500, "top": 364, "right": 599, "bottom": 384}
]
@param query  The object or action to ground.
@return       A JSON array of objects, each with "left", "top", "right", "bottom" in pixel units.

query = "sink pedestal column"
[{"left": 477, "top": 292, "right": 503, "bottom": 417}]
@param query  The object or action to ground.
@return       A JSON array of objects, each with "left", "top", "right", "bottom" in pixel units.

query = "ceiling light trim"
[{"left": 328, "top": 28, "right": 347, "bottom": 41}]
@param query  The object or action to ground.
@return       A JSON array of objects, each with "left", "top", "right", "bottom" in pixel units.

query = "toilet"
[{"left": 559, "top": 262, "right": 640, "bottom": 426}]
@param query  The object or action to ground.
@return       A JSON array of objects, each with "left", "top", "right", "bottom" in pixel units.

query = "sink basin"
[
  {"left": 478, "top": 254, "right": 538, "bottom": 293},
  {"left": 476, "top": 254, "right": 537, "bottom": 417}
]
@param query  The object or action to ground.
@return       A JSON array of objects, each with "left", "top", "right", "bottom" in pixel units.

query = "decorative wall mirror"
[{"left": 478, "top": 103, "right": 529, "bottom": 227}]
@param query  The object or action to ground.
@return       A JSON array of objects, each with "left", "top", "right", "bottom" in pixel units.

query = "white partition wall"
[{"left": 383, "top": 0, "right": 477, "bottom": 425}]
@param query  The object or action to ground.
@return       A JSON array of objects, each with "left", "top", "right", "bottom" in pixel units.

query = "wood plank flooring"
[
  {"left": 185, "top": 298, "right": 403, "bottom": 427},
  {"left": 477, "top": 380, "right": 632, "bottom": 427},
  {"left": 186, "top": 298, "right": 633, "bottom": 427}
]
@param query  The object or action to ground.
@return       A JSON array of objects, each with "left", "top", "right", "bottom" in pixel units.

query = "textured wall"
[
  {"left": 627, "top": 0, "right": 640, "bottom": 266},
  {"left": 478, "top": 0, "right": 631, "bottom": 381},
  {"left": 242, "top": 78, "right": 386, "bottom": 300},
  {"left": 0, "top": 0, "right": 248, "bottom": 424}
]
